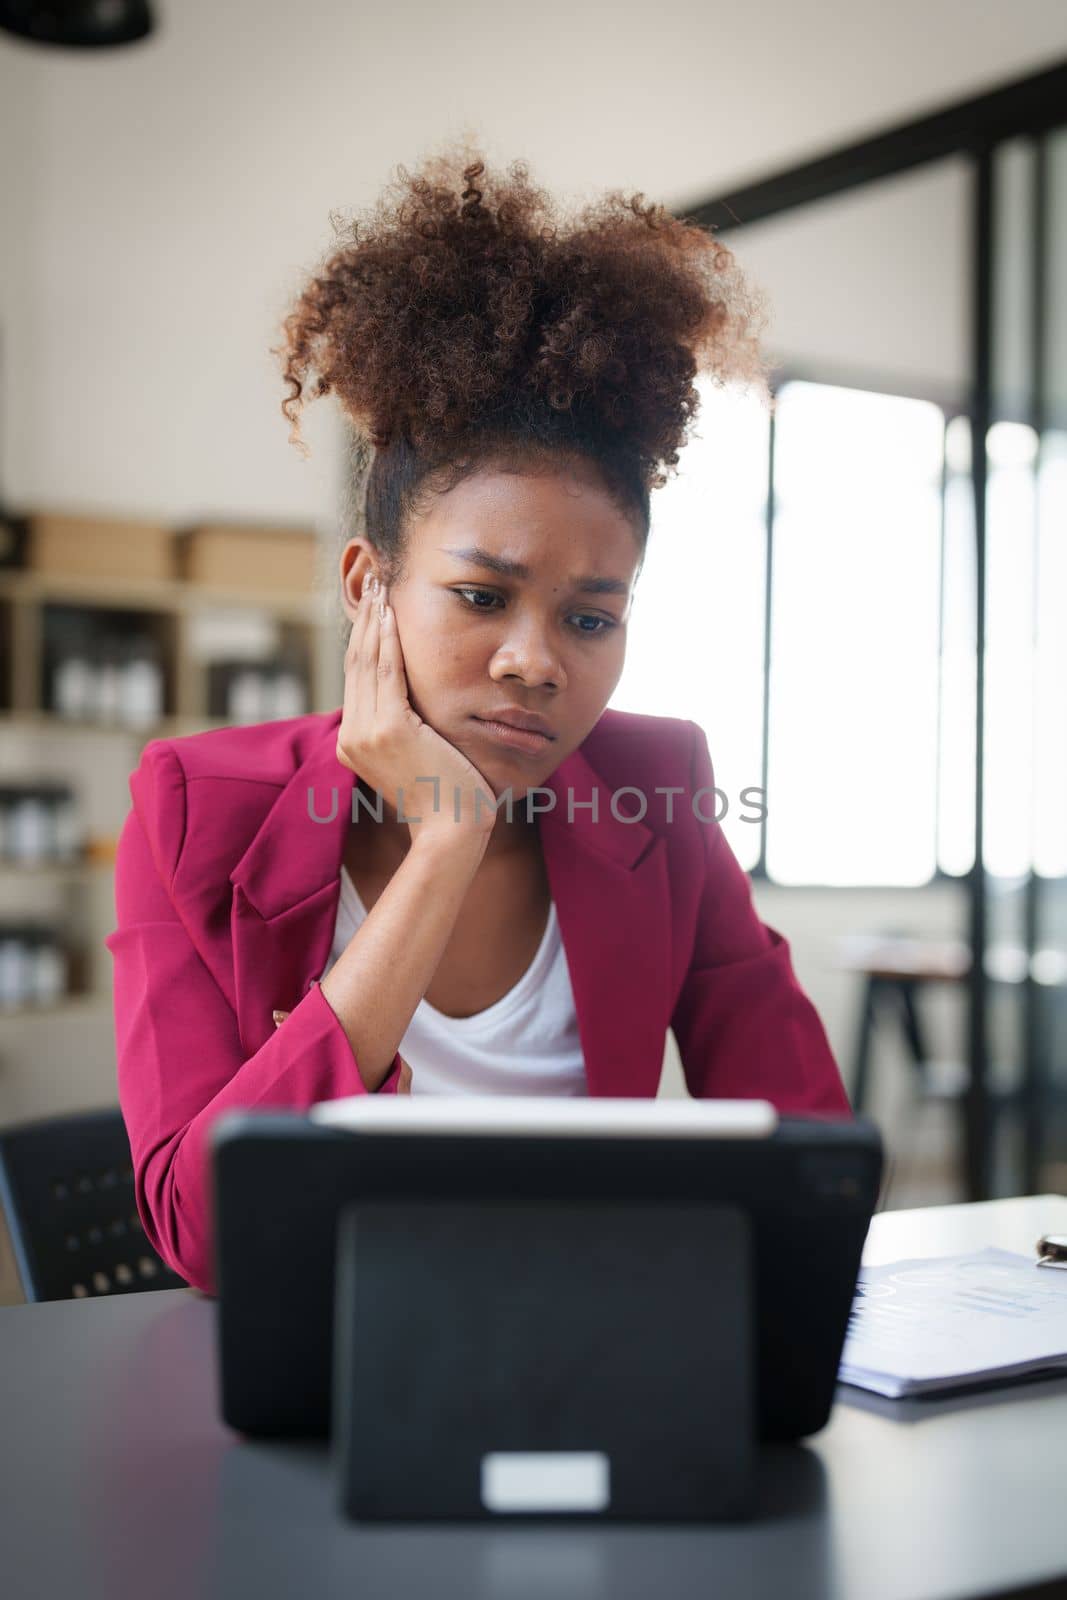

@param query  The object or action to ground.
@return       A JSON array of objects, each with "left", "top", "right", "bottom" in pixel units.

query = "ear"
[{"left": 338, "top": 537, "right": 381, "bottom": 623}]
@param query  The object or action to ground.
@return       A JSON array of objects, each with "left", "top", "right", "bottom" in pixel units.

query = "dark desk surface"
[{"left": 2, "top": 1196, "right": 1067, "bottom": 1600}]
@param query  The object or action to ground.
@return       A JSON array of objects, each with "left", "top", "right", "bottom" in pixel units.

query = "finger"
[
  {"left": 344, "top": 574, "right": 375, "bottom": 670},
  {"left": 356, "top": 582, "right": 384, "bottom": 721},
  {"left": 343, "top": 579, "right": 379, "bottom": 737},
  {"left": 374, "top": 591, "right": 410, "bottom": 723}
]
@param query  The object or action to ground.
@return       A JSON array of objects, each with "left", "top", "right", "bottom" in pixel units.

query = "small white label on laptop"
[{"left": 480, "top": 1451, "right": 611, "bottom": 1513}]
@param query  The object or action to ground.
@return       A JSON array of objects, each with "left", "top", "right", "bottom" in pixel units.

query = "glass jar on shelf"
[
  {"left": 30, "top": 928, "right": 69, "bottom": 1006},
  {"left": 47, "top": 782, "right": 82, "bottom": 862},
  {"left": 228, "top": 667, "right": 267, "bottom": 725},
  {"left": 120, "top": 633, "right": 164, "bottom": 728},
  {"left": 53, "top": 625, "right": 98, "bottom": 720},
  {"left": 0, "top": 923, "right": 32, "bottom": 1010},
  {"left": 6, "top": 786, "right": 54, "bottom": 864},
  {"left": 93, "top": 635, "right": 125, "bottom": 725},
  {"left": 0, "top": 924, "right": 72, "bottom": 1008},
  {"left": 269, "top": 652, "right": 308, "bottom": 719}
]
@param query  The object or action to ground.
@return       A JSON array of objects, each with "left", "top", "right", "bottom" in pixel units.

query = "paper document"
[{"left": 839, "top": 1246, "right": 1067, "bottom": 1397}]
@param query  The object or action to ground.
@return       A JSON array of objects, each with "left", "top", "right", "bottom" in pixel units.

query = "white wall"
[
  {"left": 1, "top": 0, "right": 1066, "bottom": 524},
  {"left": 731, "top": 158, "right": 972, "bottom": 403}
]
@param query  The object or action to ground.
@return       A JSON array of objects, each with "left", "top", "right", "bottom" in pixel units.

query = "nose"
[{"left": 487, "top": 613, "right": 565, "bottom": 692}]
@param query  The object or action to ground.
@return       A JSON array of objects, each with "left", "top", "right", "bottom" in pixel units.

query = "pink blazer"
[{"left": 105, "top": 706, "right": 850, "bottom": 1295}]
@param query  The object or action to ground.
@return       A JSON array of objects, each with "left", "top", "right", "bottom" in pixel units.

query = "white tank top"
[{"left": 318, "top": 865, "right": 588, "bottom": 1096}]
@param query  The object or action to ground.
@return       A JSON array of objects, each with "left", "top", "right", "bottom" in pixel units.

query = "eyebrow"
[{"left": 438, "top": 546, "right": 631, "bottom": 598}]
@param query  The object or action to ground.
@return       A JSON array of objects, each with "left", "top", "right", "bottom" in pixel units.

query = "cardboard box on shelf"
[
  {"left": 27, "top": 513, "right": 176, "bottom": 582},
  {"left": 175, "top": 524, "right": 318, "bottom": 593}
]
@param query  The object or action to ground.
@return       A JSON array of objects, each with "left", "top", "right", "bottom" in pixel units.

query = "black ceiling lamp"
[{"left": 0, "top": 0, "right": 154, "bottom": 47}]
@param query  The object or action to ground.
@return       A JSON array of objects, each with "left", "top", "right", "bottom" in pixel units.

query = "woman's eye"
[
  {"left": 454, "top": 587, "right": 500, "bottom": 611},
  {"left": 452, "top": 588, "right": 617, "bottom": 637}
]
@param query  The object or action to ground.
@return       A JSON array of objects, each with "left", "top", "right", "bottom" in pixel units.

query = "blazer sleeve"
[
  {"left": 670, "top": 721, "right": 851, "bottom": 1117},
  {"left": 104, "top": 749, "right": 403, "bottom": 1298}
]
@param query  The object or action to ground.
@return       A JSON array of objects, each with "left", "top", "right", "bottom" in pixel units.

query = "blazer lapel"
[
  {"left": 229, "top": 713, "right": 355, "bottom": 1057},
  {"left": 228, "top": 712, "right": 673, "bottom": 1094},
  {"left": 540, "top": 747, "right": 672, "bottom": 1098}
]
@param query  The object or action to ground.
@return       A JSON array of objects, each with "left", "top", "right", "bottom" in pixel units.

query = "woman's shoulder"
[
  {"left": 124, "top": 710, "right": 337, "bottom": 883},
  {"left": 137, "top": 709, "right": 338, "bottom": 786},
  {"left": 580, "top": 706, "right": 700, "bottom": 778}
]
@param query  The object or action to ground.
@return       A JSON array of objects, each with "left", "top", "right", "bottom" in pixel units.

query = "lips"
[
  {"left": 471, "top": 716, "right": 555, "bottom": 755},
  {"left": 474, "top": 709, "right": 555, "bottom": 739}
]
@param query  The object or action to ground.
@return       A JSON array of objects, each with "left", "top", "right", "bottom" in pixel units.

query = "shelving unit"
[
  {"left": 0, "top": 859, "right": 117, "bottom": 878},
  {"left": 0, "top": 544, "right": 344, "bottom": 1126},
  {"left": 0, "top": 995, "right": 112, "bottom": 1022},
  {"left": 0, "top": 568, "right": 332, "bottom": 723}
]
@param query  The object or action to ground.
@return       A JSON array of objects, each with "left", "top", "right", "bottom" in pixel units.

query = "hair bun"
[{"left": 276, "top": 142, "right": 770, "bottom": 493}]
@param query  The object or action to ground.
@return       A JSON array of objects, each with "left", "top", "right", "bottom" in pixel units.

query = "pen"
[{"left": 1035, "top": 1233, "right": 1067, "bottom": 1269}]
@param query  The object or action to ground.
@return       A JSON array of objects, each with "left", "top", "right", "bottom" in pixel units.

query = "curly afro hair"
[{"left": 275, "top": 142, "right": 770, "bottom": 584}]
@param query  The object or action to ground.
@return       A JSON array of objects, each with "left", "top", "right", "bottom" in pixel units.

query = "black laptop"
[{"left": 210, "top": 1096, "right": 882, "bottom": 1452}]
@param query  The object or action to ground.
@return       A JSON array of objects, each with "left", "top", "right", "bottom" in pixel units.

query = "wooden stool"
[{"left": 836, "top": 933, "right": 972, "bottom": 1112}]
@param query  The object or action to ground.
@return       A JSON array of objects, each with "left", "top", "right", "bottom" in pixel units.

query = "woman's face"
[{"left": 339, "top": 461, "right": 643, "bottom": 798}]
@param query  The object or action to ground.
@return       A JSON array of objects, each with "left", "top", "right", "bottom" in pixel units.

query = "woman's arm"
[
  {"left": 670, "top": 721, "right": 851, "bottom": 1117},
  {"left": 105, "top": 802, "right": 481, "bottom": 1297},
  {"left": 318, "top": 826, "right": 488, "bottom": 1086}
]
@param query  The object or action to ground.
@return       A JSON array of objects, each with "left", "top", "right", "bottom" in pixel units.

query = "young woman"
[{"left": 106, "top": 148, "right": 850, "bottom": 1296}]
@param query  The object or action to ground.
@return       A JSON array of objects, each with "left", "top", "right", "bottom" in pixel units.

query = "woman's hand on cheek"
[{"left": 336, "top": 574, "right": 499, "bottom": 849}]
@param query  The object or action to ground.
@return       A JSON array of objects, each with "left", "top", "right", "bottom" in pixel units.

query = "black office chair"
[{"left": 0, "top": 1107, "right": 188, "bottom": 1302}]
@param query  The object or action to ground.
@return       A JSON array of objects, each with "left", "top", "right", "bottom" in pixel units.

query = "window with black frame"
[{"left": 612, "top": 374, "right": 977, "bottom": 891}]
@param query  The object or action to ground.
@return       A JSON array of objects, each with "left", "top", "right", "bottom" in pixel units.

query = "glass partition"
[{"left": 983, "top": 127, "right": 1067, "bottom": 1194}]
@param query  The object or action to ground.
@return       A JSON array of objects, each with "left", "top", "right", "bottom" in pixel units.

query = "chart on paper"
[{"left": 839, "top": 1246, "right": 1067, "bottom": 1397}]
